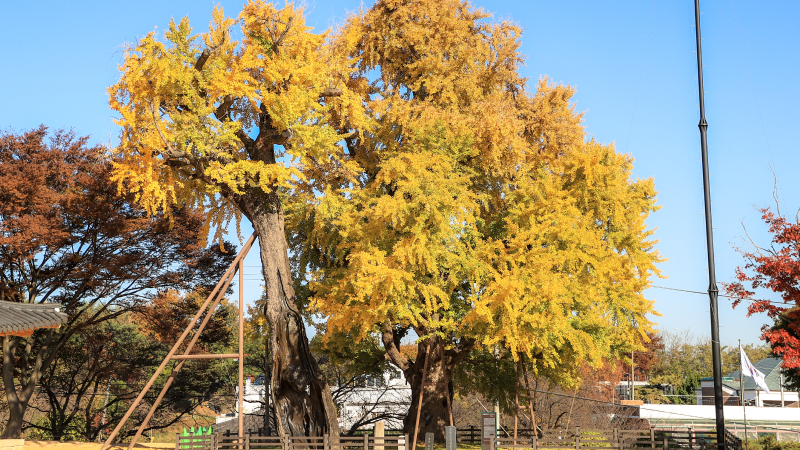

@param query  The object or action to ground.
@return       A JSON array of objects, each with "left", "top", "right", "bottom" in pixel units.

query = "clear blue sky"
[{"left": 2, "top": 0, "right": 798, "bottom": 347}]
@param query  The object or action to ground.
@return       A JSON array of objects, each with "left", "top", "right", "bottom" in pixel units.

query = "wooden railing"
[
  {"left": 176, "top": 433, "right": 409, "bottom": 450},
  {"left": 176, "top": 428, "right": 741, "bottom": 450},
  {"left": 488, "top": 428, "right": 742, "bottom": 450}
]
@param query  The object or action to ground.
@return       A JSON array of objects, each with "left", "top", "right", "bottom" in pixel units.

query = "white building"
[
  {"left": 335, "top": 369, "right": 411, "bottom": 431},
  {"left": 214, "top": 378, "right": 268, "bottom": 424},
  {"left": 234, "top": 377, "right": 268, "bottom": 415},
  {"left": 695, "top": 357, "right": 800, "bottom": 407},
  {"left": 221, "top": 368, "right": 412, "bottom": 431},
  {"left": 639, "top": 404, "right": 800, "bottom": 442}
]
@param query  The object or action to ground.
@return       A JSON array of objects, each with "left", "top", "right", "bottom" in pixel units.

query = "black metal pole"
[{"left": 694, "top": 0, "right": 726, "bottom": 444}]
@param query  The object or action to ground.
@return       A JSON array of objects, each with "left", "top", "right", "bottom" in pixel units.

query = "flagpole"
[{"left": 740, "top": 340, "right": 749, "bottom": 450}]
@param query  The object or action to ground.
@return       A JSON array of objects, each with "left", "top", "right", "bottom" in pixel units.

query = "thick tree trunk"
[
  {"left": 381, "top": 324, "right": 473, "bottom": 442},
  {"left": 2, "top": 401, "right": 24, "bottom": 439},
  {"left": 234, "top": 189, "right": 339, "bottom": 437},
  {"left": 3, "top": 336, "right": 22, "bottom": 439},
  {"left": 402, "top": 339, "right": 453, "bottom": 442},
  {"left": 3, "top": 333, "right": 55, "bottom": 439}
]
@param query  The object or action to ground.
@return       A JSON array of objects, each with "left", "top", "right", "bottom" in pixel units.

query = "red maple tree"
[
  {"left": 725, "top": 207, "right": 800, "bottom": 371},
  {"left": 0, "top": 127, "right": 235, "bottom": 438}
]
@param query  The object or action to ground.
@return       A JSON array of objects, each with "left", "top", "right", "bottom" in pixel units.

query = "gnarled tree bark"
[
  {"left": 2, "top": 330, "right": 55, "bottom": 439},
  {"left": 231, "top": 185, "right": 339, "bottom": 437},
  {"left": 381, "top": 323, "right": 473, "bottom": 441}
]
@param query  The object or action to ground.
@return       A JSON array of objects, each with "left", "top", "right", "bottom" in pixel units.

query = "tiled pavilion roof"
[{"left": 0, "top": 300, "right": 68, "bottom": 337}]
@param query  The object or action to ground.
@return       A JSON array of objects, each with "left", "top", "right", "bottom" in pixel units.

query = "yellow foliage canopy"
[
  {"left": 288, "top": 0, "right": 663, "bottom": 384},
  {"left": 108, "top": 1, "right": 365, "bottom": 241}
]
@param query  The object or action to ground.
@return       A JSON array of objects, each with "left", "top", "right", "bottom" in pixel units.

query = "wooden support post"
[
  {"left": 176, "top": 433, "right": 181, "bottom": 450},
  {"left": 364, "top": 433, "right": 369, "bottom": 450},
  {"left": 375, "top": 422, "right": 385, "bottom": 450},
  {"left": 575, "top": 427, "right": 581, "bottom": 450},
  {"left": 514, "top": 360, "right": 519, "bottom": 444},
  {"left": 127, "top": 263, "right": 243, "bottom": 450},
  {"left": 239, "top": 257, "right": 245, "bottom": 445},
  {"left": 104, "top": 234, "right": 257, "bottom": 450},
  {"left": 663, "top": 437, "right": 668, "bottom": 450},
  {"left": 412, "top": 346, "right": 431, "bottom": 450},
  {"left": 439, "top": 337, "right": 454, "bottom": 427},
  {"left": 324, "top": 434, "right": 330, "bottom": 450},
  {"left": 651, "top": 429, "right": 655, "bottom": 449},
  {"left": 520, "top": 355, "right": 537, "bottom": 441}
]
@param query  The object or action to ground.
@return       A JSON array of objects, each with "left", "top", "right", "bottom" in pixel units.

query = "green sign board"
[{"left": 480, "top": 411, "right": 497, "bottom": 450}]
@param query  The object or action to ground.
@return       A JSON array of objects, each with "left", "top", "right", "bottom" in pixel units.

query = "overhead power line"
[{"left": 652, "top": 285, "right": 788, "bottom": 306}]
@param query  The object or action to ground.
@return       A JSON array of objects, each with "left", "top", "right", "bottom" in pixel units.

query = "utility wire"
[
  {"left": 652, "top": 285, "right": 787, "bottom": 306},
  {"left": 527, "top": 386, "right": 800, "bottom": 434}
]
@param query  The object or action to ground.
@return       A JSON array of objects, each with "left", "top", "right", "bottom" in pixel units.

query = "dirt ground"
[{"left": 24, "top": 442, "right": 173, "bottom": 450}]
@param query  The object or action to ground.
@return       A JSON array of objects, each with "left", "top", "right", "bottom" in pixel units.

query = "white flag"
[{"left": 741, "top": 347, "right": 771, "bottom": 393}]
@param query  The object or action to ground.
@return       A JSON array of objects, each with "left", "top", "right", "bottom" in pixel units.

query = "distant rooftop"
[
  {"left": 724, "top": 356, "right": 784, "bottom": 392},
  {"left": 0, "top": 301, "right": 68, "bottom": 337}
]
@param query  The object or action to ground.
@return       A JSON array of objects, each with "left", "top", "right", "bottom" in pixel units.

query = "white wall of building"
[
  {"left": 336, "top": 368, "right": 411, "bottom": 431},
  {"left": 234, "top": 378, "right": 268, "bottom": 415},
  {"left": 696, "top": 379, "right": 800, "bottom": 407},
  {"left": 225, "top": 367, "right": 412, "bottom": 431},
  {"left": 640, "top": 404, "right": 800, "bottom": 422}
]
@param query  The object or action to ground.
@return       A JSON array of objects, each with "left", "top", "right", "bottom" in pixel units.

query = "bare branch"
[
  {"left": 770, "top": 165, "right": 782, "bottom": 218},
  {"left": 272, "top": 17, "right": 294, "bottom": 49},
  {"left": 740, "top": 219, "right": 766, "bottom": 258},
  {"left": 148, "top": 101, "right": 175, "bottom": 153}
]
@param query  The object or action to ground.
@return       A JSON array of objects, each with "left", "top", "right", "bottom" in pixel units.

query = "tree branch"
[
  {"left": 149, "top": 101, "right": 176, "bottom": 153},
  {"left": 195, "top": 49, "right": 211, "bottom": 72},
  {"left": 272, "top": 17, "right": 294, "bottom": 50},
  {"left": 214, "top": 95, "right": 235, "bottom": 121},
  {"left": 319, "top": 87, "right": 343, "bottom": 98},
  {"left": 381, "top": 321, "right": 410, "bottom": 371},
  {"left": 235, "top": 130, "right": 256, "bottom": 151},
  {"left": 445, "top": 337, "right": 476, "bottom": 366}
]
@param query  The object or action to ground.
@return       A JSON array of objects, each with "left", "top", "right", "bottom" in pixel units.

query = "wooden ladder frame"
[{"left": 101, "top": 233, "right": 258, "bottom": 450}]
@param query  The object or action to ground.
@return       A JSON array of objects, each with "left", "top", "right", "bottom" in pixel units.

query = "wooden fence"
[
  {"left": 490, "top": 428, "right": 741, "bottom": 450},
  {"left": 177, "top": 433, "right": 409, "bottom": 450},
  {"left": 176, "top": 428, "right": 741, "bottom": 450}
]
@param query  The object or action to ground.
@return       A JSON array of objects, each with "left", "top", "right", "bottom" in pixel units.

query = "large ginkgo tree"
[
  {"left": 107, "top": 1, "right": 367, "bottom": 436},
  {"left": 287, "top": 0, "right": 663, "bottom": 438}
]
